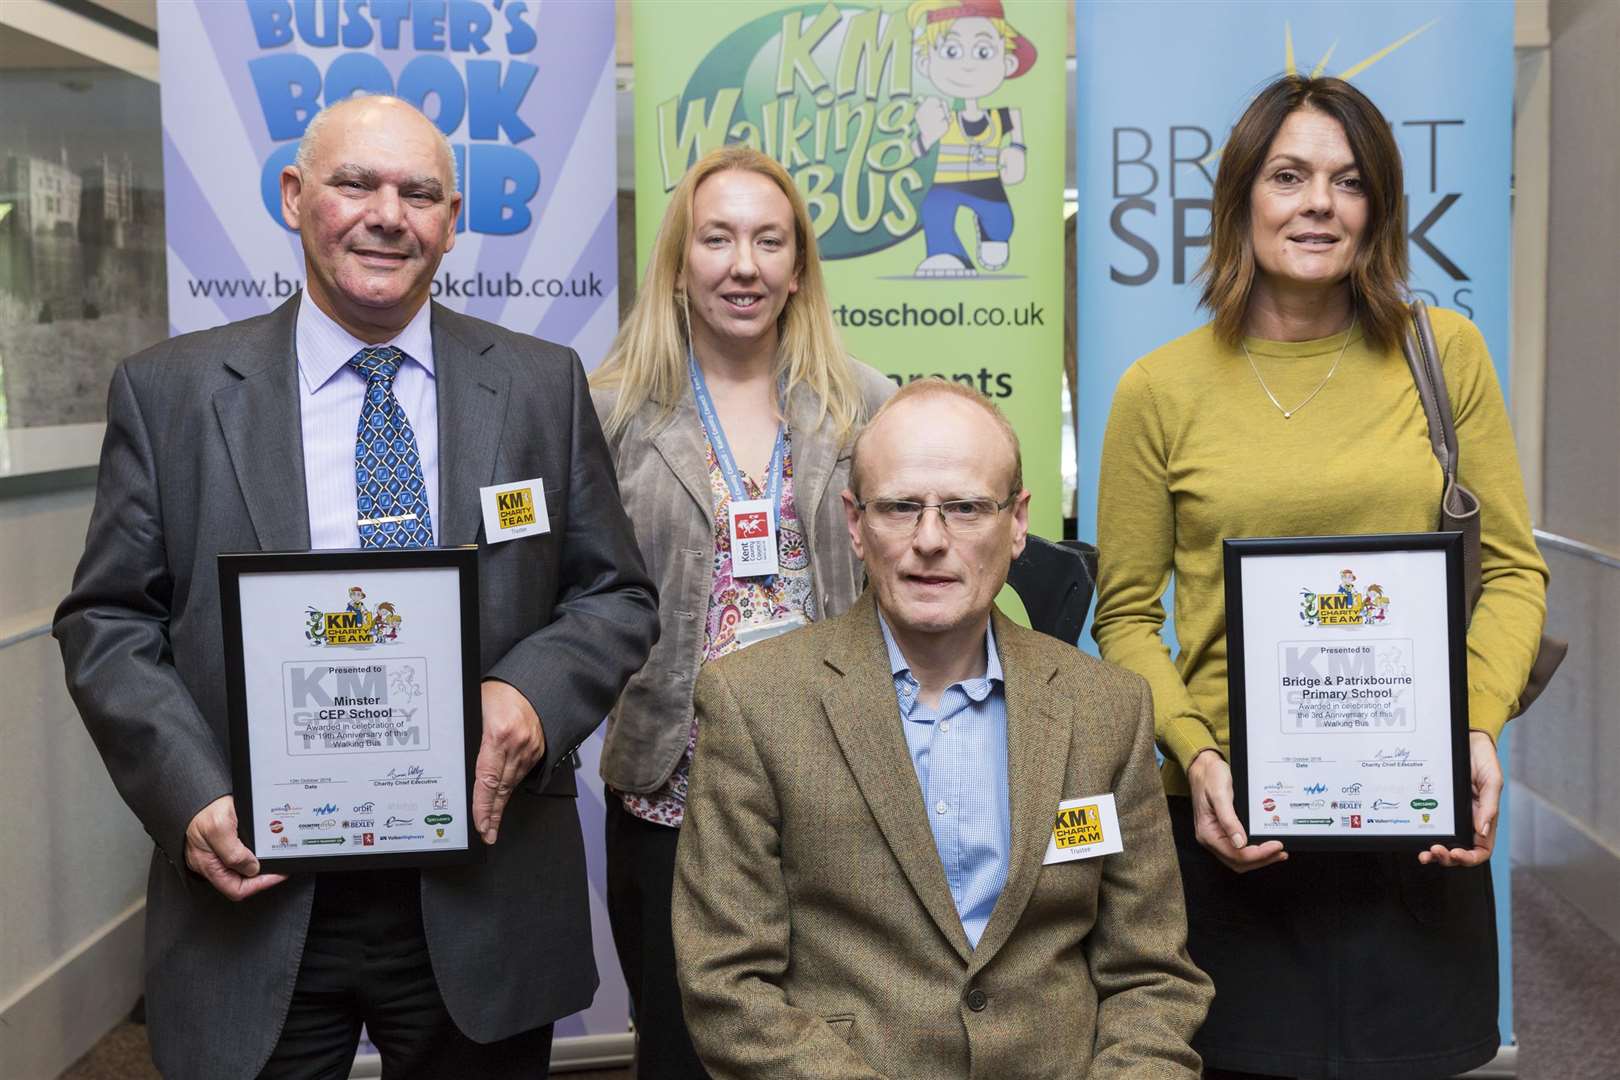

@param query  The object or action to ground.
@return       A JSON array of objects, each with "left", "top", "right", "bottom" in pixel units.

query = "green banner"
[{"left": 633, "top": 0, "right": 1066, "bottom": 545}]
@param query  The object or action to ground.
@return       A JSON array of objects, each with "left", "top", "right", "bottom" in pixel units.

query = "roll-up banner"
[
  {"left": 633, "top": 0, "right": 1069, "bottom": 550},
  {"left": 156, "top": 0, "right": 629, "bottom": 1048},
  {"left": 1073, "top": 0, "right": 1516, "bottom": 1039}
]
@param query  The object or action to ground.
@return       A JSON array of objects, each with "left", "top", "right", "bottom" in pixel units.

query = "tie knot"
[{"left": 348, "top": 345, "right": 406, "bottom": 382}]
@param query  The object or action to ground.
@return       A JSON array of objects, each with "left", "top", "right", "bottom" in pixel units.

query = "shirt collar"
[
  {"left": 295, "top": 292, "right": 436, "bottom": 394},
  {"left": 877, "top": 612, "right": 1003, "bottom": 700}
]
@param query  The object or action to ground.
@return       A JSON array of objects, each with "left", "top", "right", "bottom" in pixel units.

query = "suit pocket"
[{"left": 824, "top": 1014, "right": 854, "bottom": 1042}]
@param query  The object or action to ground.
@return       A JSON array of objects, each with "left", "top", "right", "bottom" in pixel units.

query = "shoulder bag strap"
[
  {"left": 1401, "top": 299, "right": 1484, "bottom": 609},
  {"left": 1402, "top": 300, "right": 1566, "bottom": 716}
]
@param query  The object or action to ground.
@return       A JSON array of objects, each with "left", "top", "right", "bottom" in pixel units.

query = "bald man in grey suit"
[{"left": 54, "top": 96, "right": 656, "bottom": 1078}]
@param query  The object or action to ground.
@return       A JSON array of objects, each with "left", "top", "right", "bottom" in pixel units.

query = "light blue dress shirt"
[
  {"left": 879, "top": 615, "right": 1011, "bottom": 949},
  {"left": 295, "top": 294, "right": 440, "bottom": 549}
]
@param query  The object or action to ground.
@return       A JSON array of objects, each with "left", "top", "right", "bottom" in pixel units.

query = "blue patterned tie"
[{"left": 348, "top": 345, "right": 435, "bottom": 548}]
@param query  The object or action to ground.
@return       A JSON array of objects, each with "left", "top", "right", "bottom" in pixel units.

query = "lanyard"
[{"left": 687, "top": 351, "right": 786, "bottom": 522}]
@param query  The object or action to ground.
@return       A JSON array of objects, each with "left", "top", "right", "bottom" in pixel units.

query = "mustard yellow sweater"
[{"left": 1092, "top": 310, "right": 1548, "bottom": 797}]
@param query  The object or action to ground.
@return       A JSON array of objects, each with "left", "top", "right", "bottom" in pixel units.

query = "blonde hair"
[
  {"left": 591, "top": 146, "right": 863, "bottom": 441},
  {"left": 907, "top": 0, "right": 1018, "bottom": 53}
]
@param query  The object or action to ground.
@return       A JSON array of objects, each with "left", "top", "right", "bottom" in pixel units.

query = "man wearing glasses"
[{"left": 672, "top": 379, "right": 1211, "bottom": 1079}]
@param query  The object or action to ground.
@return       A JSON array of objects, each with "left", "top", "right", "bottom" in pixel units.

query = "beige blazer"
[
  {"left": 592, "top": 362, "right": 894, "bottom": 793},
  {"left": 673, "top": 594, "right": 1213, "bottom": 1080}
]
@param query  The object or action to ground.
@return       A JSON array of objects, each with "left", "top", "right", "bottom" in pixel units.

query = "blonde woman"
[{"left": 591, "top": 146, "right": 893, "bottom": 1078}]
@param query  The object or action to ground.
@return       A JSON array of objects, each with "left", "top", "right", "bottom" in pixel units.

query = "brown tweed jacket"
[{"left": 673, "top": 594, "right": 1212, "bottom": 1080}]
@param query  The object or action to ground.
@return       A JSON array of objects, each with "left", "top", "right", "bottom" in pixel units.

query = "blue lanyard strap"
[{"left": 687, "top": 351, "right": 786, "bottom": 521}]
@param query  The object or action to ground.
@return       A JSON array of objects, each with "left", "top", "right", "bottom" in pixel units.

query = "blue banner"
[{"left": 1074, "top": 0, "right": 1516, "bottom": 1041}]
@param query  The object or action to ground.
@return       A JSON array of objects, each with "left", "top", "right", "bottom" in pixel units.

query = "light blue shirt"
[
  {"left": 295, "top": 293, "right": 440, "bottom": 549},
  {"left": 879, "top": 614, "right": 1010, "bottom": 949}
]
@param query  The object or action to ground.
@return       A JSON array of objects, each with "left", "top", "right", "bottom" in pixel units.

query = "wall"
[
  {"left": 1509, "top": 0, "right": 1620, "bottom": 948},
  {"left": 0, "top": 448, "right": 150, "bottom": 1080}
]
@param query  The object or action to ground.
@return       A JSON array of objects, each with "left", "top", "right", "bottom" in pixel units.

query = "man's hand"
[
  {"left": 1187, "top": 749, "right": 1287, "bottom": 873},
  {"left": 1419, "top": 731, "right": 1502, "bottom": 868},
  {"left": 185, "top": 795, "right": 287, "bottom": 901},
  {"left": 474, "top": 680, "right": 547, "bottom": 845}
]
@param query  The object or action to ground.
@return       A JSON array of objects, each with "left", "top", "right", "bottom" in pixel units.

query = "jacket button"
[{"left": 966, "top": 988, "right": 988, "bottom": 1012}]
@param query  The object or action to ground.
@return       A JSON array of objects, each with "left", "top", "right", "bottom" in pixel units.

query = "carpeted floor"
[
  {"left": 60, "top": 868, "right": 1620, "bottom": 1079},
  {"left": 1510, "top": 870, "right": 1620, "bottom": 1078}
]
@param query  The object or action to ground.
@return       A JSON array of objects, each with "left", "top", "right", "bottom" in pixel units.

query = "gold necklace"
[{"left": 1241, "top": 315, "right": 1357, "bottom": 420}]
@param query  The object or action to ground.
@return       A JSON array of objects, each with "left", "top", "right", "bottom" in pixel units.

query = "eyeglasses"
[{"left": 854, "top": 495, "right": 1015, "bottom": 534}]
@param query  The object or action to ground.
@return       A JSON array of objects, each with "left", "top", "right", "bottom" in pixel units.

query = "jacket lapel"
[
  {"left": 213, "top": 294, "right": 311, "bottom": 551},
  {"left": 784, "top": 385, "right": 844, "bottom": 536},
  {"left": 431, "top": 304, "right": 509, "bottom": 546},
  {"left": 820, "top": 597, "right": 974, "bottom": 962},
  {"left": 650, "top": 396, "right": 714, "bottom": 518},
  {"left": 968, "top": 611, "right": 1071, "bottom": 969}
]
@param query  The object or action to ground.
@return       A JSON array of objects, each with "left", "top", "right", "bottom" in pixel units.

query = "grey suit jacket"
[
  {"left": 673, "top": 595, "right": 1213, "bottom": 1079},
  {"left": 54, "top": 294, "right": 658, "bottom": 1080},
  {"left": 590, "top": 364, "right": 894, "bottom": 794}
]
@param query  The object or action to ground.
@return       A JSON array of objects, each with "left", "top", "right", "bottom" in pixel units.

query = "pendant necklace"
[{"left": 1242, "top": 314, "right": 1357, "bottom": 420}]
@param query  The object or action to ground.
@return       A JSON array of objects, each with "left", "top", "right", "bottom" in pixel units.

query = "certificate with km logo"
[
  {"left": 1223, "top": 533, "right": 1472, "bottom": 852},
  {"left": 220, "top": 548, "right": 483, "bottom": 871}
]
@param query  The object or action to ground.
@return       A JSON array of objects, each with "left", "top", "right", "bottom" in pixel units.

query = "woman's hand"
[
  {"left": 1187, "top": 749, "right": 1288, "bottom": 873},
  {"left": 1418, "top": 731, "right": 1502, "bottom": 868}
]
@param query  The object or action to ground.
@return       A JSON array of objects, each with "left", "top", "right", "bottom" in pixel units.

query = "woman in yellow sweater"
[{"left": 1093, "top": 76, "right": 1547, "bottom": 1079}]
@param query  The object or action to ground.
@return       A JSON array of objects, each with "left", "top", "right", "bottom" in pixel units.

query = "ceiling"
[{"left": 86, "top": 0, "right": 156, "bottom": 32}]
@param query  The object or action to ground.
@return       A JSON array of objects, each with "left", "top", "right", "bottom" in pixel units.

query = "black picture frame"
[
  {"left": 1223, "top": 532, "right": 1472, "bottom": 853},
  {"left": 220, "top": 548, "right": 483, "bottom": 872}
]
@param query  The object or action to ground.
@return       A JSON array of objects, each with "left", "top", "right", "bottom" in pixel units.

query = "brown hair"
[
  {"left": 850, "top": 378, "right": 1022, "bottom": 498},
  {"left": 1199, "top": 75, "right": 1409, "bottom": 351}
]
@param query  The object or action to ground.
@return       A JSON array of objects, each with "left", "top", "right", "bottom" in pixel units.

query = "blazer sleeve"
[
  {"left": 484, "top": 351, "right": 659, "bottom": 789},
  {"left": 53, "top": 363, "right": 233, "bottom": 869},
  {"left": 1084, "top": 674, "right": 1213, "bottom": 1075},
  {"left": 673, "top": 665, "right": 888, "bottom": 1080}
]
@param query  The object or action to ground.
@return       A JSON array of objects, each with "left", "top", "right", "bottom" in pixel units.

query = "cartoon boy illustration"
[
  {"left": 346, "top": 586, "right": 368, "bottom": 619},
  {"left": 1337, "top": 570, "right": 1357, "bottom": 606},
  {"left": 907, "top": 0, "right": 1037, "bottom": 278}
]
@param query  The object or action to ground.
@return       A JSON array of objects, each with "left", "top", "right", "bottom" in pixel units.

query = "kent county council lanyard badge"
[{"left": 688, "top": 351, "right": 785, "bottom": 581}]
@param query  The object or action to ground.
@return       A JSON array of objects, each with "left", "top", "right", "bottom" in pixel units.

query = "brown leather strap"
[
  {"left": 1402, "top": 298, "right": 1453, "bottom": 478},
  {"left": 1401, "top": 300, "right": 1564, "bottom": 716},
  {"left": 1402, "top": 299, "right": 1484, "bottom": 610}
]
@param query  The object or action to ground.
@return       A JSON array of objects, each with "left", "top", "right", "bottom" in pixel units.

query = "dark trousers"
[
  {"left": 259, "top": 868, "right": 554, "bottom": 1079},
  {"left": 605, "top": 797, "right": 711, "bottom": 1080}
]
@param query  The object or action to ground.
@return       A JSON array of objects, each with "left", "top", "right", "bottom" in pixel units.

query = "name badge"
[
  {"left": 1043, "top": 793, "right": 1124, "bottom": 864},
  {"left": 728, "top": 497, "right": 778, "bottom": 577},
  {"left": 479, "top": 478, "right": 551, "bottom": 544}
]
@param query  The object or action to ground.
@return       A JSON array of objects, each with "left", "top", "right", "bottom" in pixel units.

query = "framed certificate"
[
  {"left": 1223, "top": 533, "right": 1471, "bottom": 852},
  {"left": 220, "top": 549, "right": 483, "bottom": 872}
]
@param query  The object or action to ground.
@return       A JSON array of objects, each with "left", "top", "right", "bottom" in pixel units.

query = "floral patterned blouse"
[{"left": 618, "top": 429, "right": 818, "bottom": 827}]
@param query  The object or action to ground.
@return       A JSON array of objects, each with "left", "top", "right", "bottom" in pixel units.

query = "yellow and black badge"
[
  {"left": 1052, "top": 802, "right": 1105, "bottom": 849},
  {"left": 496, "top": 487, "right": 537, "bottom": 529}
]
